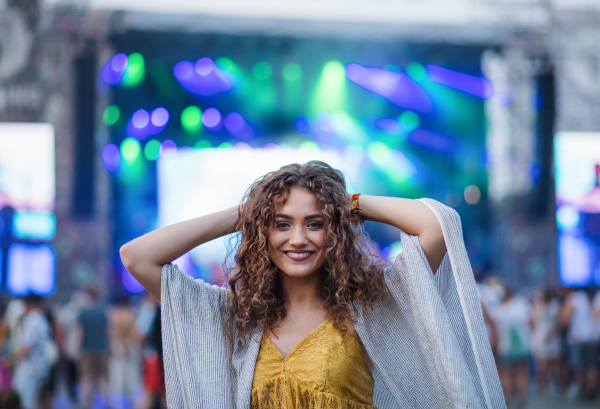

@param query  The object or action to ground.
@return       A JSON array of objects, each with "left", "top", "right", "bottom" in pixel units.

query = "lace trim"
[{"left": 251, "top": 373, "right": 376, "bottom": 409}]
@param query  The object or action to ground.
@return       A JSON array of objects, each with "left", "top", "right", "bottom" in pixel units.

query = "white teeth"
[{"left": 286, "top": 252, "right": 311, "bottom": 259}]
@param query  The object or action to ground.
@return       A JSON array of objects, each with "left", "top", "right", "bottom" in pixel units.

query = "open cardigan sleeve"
[
  {"left": 161, "top": 263, "right": 235, "bottom": 409},
  {"left": 355, "top": 199, "right": 506, "bottom": 409}
]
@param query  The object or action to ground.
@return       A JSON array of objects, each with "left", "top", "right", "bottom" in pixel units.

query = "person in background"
[
  {"left": 75, "top": 289, "right": 109, "bottom": 408},
  {"left": 135, "top": 293, "right": 164, "bottom": 409},
  {"left": 57, "top": 291, "right": 90, "bottom": 406},
  {"left": 108, "top": 294, "right": 141, "bottom": 409},
  {"left": 559, "top": 287, "right": 596, "bottom": 400},
  {"left": 0, "top": 390, "right": 22, "bottom": 409},
  {"left": 529, "top": 288, "right": 561, "bottom": 394},
  {"left": 11, "top": 294, "right": 52, "bottom": 409},
  {"left": 490, "top": 286, "right": 531, "bottom": 407}
]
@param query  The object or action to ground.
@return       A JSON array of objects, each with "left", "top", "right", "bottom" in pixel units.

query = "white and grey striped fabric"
[{"left": 161, "top": 198, "right": 506, "bottom": 408}]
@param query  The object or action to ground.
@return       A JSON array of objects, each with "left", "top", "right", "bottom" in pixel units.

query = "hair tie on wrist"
[{"left": 348, "top": 193, "right": 362, "bottom": 221}]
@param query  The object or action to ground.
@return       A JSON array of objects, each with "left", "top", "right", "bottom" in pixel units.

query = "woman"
[{"left": 121, "top": 161, "right": 504, "bottom": 408}]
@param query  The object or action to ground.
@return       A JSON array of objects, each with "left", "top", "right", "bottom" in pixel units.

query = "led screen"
[
  {"left": 0, "top": 123, "right": 55, "bottom": 211},
  {"left": 555, "top": 132, "right": 600, "bottom": 286}
]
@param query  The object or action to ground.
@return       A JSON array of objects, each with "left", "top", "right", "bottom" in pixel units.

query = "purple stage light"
[
  {"left": 111, "top": 53, "right": 128, "bottom": 72},
  {"left": 224, "top": 112, "right": 245, "bottom": 134},
  {"left": 160, "top": 139, "right": 177, "bottom": 157},
  {"left": 127, "top": 108, "right": 169, "bottom": 139},
  {"left": 151, "top": 107, "right": 169, "bottom": 127},
  {"left": 233, "top": 142, "right": 252, "bottom": 150},
  {"left": 263, "top": 142, "right": 280, "bottom": 150},
  {"left": 377, "top": 118, "right": 402, "bottom": 135},
  {"left": 202, "top": 108, "right": 222, "bottom": 130},
  {"left": 345, "top": 63, "right": 432, "bottom": 113},
  {"left": 102, "top": 144, "right": 120, "bottom": 171},
  {"left": 426, "top": 65, "right": 494, "bottom": 99},
  {"left": 195, "top": 57, "right": 214, "bottom": 75},
  {"left": 408, "top": 129, "right": 458, "bottom": 154},
  {"left": 293, "top": 115, "right": 312, "bottom": 133},
  {"left": 100, "top": 53, "right": 128, "bottom": 85},
  {"left": 132, "top": 109, "right": 149, "bottom": 128},
  {"left": 174, "top": 58, "right": 233, "bottom": 96}
]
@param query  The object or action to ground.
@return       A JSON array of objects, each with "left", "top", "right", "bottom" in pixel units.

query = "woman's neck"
[{"left": 280, "top": 270, "right": 324, "bottom": 312}]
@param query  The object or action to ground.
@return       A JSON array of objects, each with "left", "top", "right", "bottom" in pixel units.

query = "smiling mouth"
[{"left": 284, "top": 251, "right": 315, "bottom": 261}]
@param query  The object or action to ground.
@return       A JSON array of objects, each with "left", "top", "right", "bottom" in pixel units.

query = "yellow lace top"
[{"left": 251, "top": 320, "right": 376, "bottom": 409}]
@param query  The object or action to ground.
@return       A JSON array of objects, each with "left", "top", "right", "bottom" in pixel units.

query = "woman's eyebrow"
[{"left": 274, "top": 213, "right": 323, "bottom": 220}]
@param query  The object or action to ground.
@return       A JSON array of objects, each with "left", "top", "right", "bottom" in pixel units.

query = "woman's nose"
[{"left": 289, "top": 226, "right": 309, "bottom": 246}]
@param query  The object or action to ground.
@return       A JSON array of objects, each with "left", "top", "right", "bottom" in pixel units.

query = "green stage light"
[
  {"left": 367, "top": 141, "right": 391, "bottom": 168},
  {"left": 103, "top": 105, "right": 120, "bottom": 126},
  {"left": 299, "top": 141, "right": 319, "bottom": 151},
  {"left": 194, "top": 139, "right": 212, "bottom": 149},
  {"left": 399, "top": 111, "right": 420, "bottom": 131},
  {"left": 252, "top": 62, "right": 272, "bottom": 81},
  {"left": 181, "top": 106, "right": 202, "bottom": 133},
  {"left": 121, "top": 138, "right": 141, "bottom": 164},
  {"left": 282, "top": 63, "right": 302, "bottom": 82},
  {"left": 216, "top": 57, "right": 235, "bottom": 71},
  {"left": 311, "top": 60, "right": 347, "bottom": 115},
  {"left": 122, "top": 53, "right": 145, "bottom": 87},
  {"left": 218, "top": 142, "right": 234, "bottom": 149},
  {"left": 144, "top": 139, "right": 161, "bottom": 161},
  {"left": 406, "top": 62, "right": 427, "bottom": 81}
]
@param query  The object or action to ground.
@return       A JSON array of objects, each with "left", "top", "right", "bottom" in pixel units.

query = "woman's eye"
[
  {"left": 307, "top": 222, "right": 323, "bottom": 228},
  {"left": 276, "top": 222, "right": 290, "bottom": 228}
]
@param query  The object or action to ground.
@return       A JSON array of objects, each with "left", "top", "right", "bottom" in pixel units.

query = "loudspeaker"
[{"left": 71, "top": 50, "right": 96, "bottom": 218}]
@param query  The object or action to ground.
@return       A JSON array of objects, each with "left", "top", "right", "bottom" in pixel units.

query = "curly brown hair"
[{"left": 225, "top": 161, "right": 387, "bottom": 346}]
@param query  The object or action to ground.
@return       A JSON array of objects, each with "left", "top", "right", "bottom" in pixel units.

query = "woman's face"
[{"left": 268, "top": 186, "right": 327, "bottom": 279}]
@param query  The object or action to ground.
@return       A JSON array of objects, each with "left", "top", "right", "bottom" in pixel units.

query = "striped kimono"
[{"left": 161, "top": 199, "right": 506, "bottom": 408}]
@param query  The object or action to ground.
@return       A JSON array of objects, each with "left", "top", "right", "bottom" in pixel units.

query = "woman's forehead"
[{"left": 276, "top": 187, "right": 320, "bottom": 214}]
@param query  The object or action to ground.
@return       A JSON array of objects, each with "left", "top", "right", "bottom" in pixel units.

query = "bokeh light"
[
  {"left": 293, "top": 115, "right": 312, "bottom": 133},
  {"left": 103, "top": 105, "right": 120, "bottom": 126},
  {"left": 464, "top": 185, "right": 481, "bottom": 204},
  {"left": 224, "top": 112, "right": 245, "bottom": 135},
  {"left": 195, "top": 57, "right": 214, "bottom": 75},
  {"left": 122, "top": 53, "right": 145, "bottom": 87},
  {"left": 121, "top": 138, "right": 141, "bottom": 164},
  {"left": 144, "top": 139, "right": 161, "bottom": 161},
  {"left": 399, "top": 111, "right": 420, "bottom": 130},
  {"left": 102, "top": 144, "right": 120, "bottom": 171},
  {"left": 282, "top": 63, "right": 302, "bottom": 81},
  {"left": 132, "top": 109, "right": 150, "bottom": 129},
  {"left": 202, "top": 108, "right": 223, "bottom": 130},
  {"left": 151, "top": 107, "right": 169, "bottom": 127},
  {"left": 252, "top": 62, "right": 272, "bottom": 80},
  {"left": 181, "top": 106, "right": 202, "bottom": 133},
  {"left": 160, "top": 139, "right": 177, "bottom": 157}
]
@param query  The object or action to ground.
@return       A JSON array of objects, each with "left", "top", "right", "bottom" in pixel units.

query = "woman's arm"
[
  {"left": 358, "top": 196, "right": 447, "bottom": 272},
  {"left": 119, "top": 206, "right": 238, "bottom": 302}
]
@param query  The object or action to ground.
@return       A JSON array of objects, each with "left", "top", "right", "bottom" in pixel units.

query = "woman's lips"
[{"left": 284, "top": 251, "right": 315, "bottom": 262}]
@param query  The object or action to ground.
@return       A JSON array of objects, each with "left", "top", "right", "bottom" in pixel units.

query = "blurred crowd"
[
  {"left": 478, "top": 277, "right": 600, "bottom": 407},
  {"left": 0, "top": 290, "right": 165, "bottom": 409},
  {"left": 0, "top": 279, "right": 598, "bottom": 408}
]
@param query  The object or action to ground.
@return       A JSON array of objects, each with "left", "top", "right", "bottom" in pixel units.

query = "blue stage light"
[
  {"left": 345, "top": 63, "right": 432, "bottom": 113},
  {"left": 426, "top": 65, "right": 494, "bottom": 99},
  {"left": 102, "top": 143, "right": 120, "bottom": 171},
  {"left": 293, "top": 115, "right": 312, "bottom": 133},
  {"left": 13, "top": 211, "right": 56, "bottom": 240},
  {"left": 174, "top": 58, "right": 233, "bottom": 96},
  {"left": 407, "top": 129, "right": 458, "bottom": 155}
]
